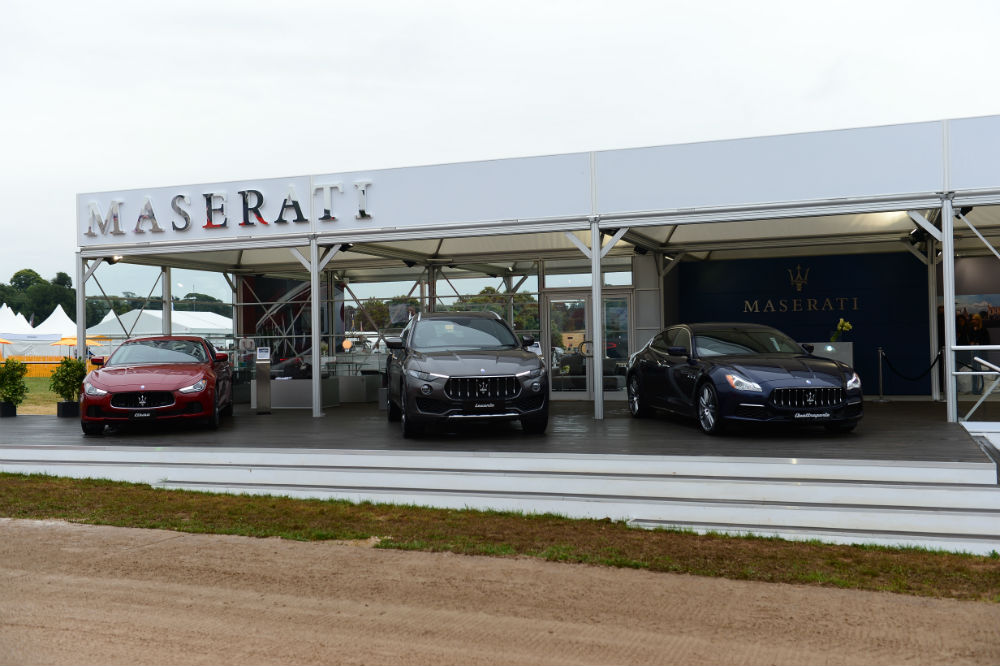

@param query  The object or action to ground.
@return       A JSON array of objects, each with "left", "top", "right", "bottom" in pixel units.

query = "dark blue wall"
[{"left": 678, "top": 253, "right": 932, "bottom": 395}]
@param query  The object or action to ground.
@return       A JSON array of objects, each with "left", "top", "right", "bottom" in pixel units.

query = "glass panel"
[
  {"left": 603, "top": 296, "right": 629, "bottom": 393},
  {"left": 543, "top": 257, "right": 633, "bottom": 288},
  {"left": 545, "top": 272, "right": 592, "bottom": 289},
  {"left": 549, "top": 297, "right": 589, "bottom": 394},
  {"left": 604, "top": 271, "right": 632, "bottom": 286}
]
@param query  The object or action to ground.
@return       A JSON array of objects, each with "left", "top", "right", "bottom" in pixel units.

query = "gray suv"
[{"left": 385, "top": 311, "right": 549, "bottom": 437}]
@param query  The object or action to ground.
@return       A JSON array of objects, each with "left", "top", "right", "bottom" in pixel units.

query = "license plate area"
[
  {"left": 463, "top": 400, "right": 506, "bottom": 414},
  {"left": 792, "top": 411, "right": 832, "bottom": 421}
]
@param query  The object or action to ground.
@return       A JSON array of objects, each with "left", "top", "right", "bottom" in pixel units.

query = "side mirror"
[
  {"left": 214, "top": 352, "right": 229, "bottom": 362},
  {"left": 521, "top": 335, "right": 535, "bottom": 347},
  {"left": 385, "top": 336, "right": 404, "bottom": 350},
  {"left": 801, "top": 343, "right": 815, "bottom": 354},
  {"left": 90, "top": 356, "right": 104, "bottom": 366},
  {"left": 666, "top": 346, "right": 688, "bottom": 357}
]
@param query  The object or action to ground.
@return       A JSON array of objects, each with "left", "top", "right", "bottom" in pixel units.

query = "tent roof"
[
  {"left": 101, "top": 206, "right": 1000, "bottom": 285},
  {"left": 33, "top": 305, "right": 77, "bottom": 337},
  {"left": 77, "top": 115, "right": 1000, "bottom": 284},
  {"left": 87, "top": 309, "right": 233, "bottom": 338},
  {"left": 0, "top": 303, "right": 35, "bottom": 335}
]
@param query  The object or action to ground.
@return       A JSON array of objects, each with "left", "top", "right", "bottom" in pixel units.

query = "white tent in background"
[
  {"left": 33, "top": 305, "right": 77, "bottom": 337},
  {"left": 0, "top": 302, "right": 64, "bottom": 356},
  {"left": 87, "top": 309, "right": 234, "bottom": 341},
  {"left": 0, "top": 303, "right": 35, "bottom": 336}
]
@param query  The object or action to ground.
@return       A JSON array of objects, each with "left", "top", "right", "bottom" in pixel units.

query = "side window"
[
  {"left": 400, "top": 320, "right": 413, "bottom": 345},
  {"left": 650, "top": 332, "right": 670, "bottom": 353},
  {"left": 670, "top": 328, "right": 691, "bottom": 353}
]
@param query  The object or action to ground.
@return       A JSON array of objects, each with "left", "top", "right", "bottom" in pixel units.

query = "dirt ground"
[{"left": 1, "top": 519, "right": 999, "bottom": 666}]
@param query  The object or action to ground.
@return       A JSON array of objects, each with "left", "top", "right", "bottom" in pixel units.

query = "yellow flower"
[{"left": 831, "top": 319, "right": 853, "bottom": 342}]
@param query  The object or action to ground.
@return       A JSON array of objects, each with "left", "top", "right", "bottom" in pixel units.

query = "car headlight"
[
  {"left": 84, "top": 382, "right": 107, "bottom": 397},
  {"left": 725, "top": 373, "right": 762, "bottom": 392},
  {"left": 517, "top": 366, "right": 544, "bottom": 379},
  {"left": 407, "top": 369, "right": 448, "bottom": 382},
  {"left": 178, "top": 379, "right": 207, "bottom": 393},
  {"left": 846, "top": 372, "right": 862, "bottom": 391}
]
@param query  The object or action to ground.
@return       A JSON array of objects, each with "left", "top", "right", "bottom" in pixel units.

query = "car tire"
[
  {"left": 387, "top": 390, "right": 402, "bottom": 422},
  {"left": 697, "top": 382, "right": 724, "bottom": 435},
  {"left": 206, "top": 394, "right": 221, "bottom": 430},
  {"left": 824, "top": 421, "right": 858, "bottom": 433},
  {"left": 520, "top": 407, "right": 548, "bottom": 434},
  {"left": 81, "top": 422, "right": 104, "bottom": 436},
  {"left": 400, "top": 389, "right": 421, "bottom": 438},
  {"left": 627, "top": 373, "right": 651, "bottom": 418}
]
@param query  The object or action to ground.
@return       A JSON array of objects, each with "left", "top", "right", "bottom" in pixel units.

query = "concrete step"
[
  {"left": 2, "top": 444, "right": 999, "bottom": 554},
  {"left": 4, "top": 445, "right": 998, "bottom": 485}
]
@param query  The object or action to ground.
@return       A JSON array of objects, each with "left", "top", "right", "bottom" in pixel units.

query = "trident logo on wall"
[{"left": 788, "top": 265, "right": 810, "bottom": 292}]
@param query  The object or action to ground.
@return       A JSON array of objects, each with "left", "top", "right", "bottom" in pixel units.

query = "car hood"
[
  {"left": 88, "top": 364, "right": 207, "bottom": 391},
  {"left": 718, "top": 355, "right": 848, "bottom": 383},
  {"left": 409, "top": 349, "right": 541, "bottom": 376}
]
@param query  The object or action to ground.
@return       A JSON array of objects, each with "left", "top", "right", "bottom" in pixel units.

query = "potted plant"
[
  {"left": 49, "top": 357, "right": 88, "bottom": 418},
  {"left": 0, "top": 358, "right": 28, "bottom": 417}
]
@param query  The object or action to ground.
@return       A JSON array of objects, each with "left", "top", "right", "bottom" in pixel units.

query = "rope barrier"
[{"left": 880, "top": 350, "right": 941, "bottom": 382}]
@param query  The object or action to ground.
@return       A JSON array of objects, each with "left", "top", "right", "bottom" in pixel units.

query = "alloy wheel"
[{"left": 698, "top": 383, "right": 719, "bottom": 434}]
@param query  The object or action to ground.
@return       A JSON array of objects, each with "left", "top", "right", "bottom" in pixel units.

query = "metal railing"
[{"left": 950, "top": 344, "right": 1000, "bottom": 421}]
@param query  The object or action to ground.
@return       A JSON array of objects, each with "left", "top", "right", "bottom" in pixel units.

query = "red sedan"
[{"left": 80, "top": 336, "right": 233, "bottom": 436}]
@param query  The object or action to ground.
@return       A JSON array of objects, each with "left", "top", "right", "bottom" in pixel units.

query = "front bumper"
[
  {"left": 725, "top": 394, "right": 863, "bottom": 425},
  {"left": 405, "top": 374, "right": 549, "bottom": 422},
  {"left": 81, "top": 390, "right": 214, "bottom": 424}
]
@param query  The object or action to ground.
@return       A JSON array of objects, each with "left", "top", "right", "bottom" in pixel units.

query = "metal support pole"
[
  {"left": 309, "top": 238, "right": 323, "bottom": 418},
  {"left": 505, "top": 275, "right": 514, "bottom": 327},
  {"left": 590, "top": 218, "right": 604, "bottom": 420},
  {"left": 927, "top": 237, "right": 941, "bottom": 401},
  {"left": 427, "top": 265, "right": 437, "bottom": 313},
  {"left": 75, "top": 254, "right": 86, "bottom": 360},
  {"left": 941, "top": 197, "right": 958, "bottom": 422},
  {"left": 161, "top": 267, "right": 172, "bottom": 335}
]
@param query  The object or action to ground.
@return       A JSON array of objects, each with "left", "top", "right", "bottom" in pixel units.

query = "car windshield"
[
  {"left": 694, "top": 328, "right": 801, "bottom": 357},
  {"left": 410, "top": 317, "right": 519, "bottom": 352},
  {"left": 107, "top": 339, "right": 207, "bottom": 365}
]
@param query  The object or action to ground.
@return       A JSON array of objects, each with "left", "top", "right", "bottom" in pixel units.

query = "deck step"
[{"left": 2, "top": 445, "right": 999, "bottom": 555}]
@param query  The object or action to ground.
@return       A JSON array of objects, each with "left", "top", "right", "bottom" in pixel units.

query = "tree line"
[{"left": 0, "top": 269, "right": 231, "bottom": 328}]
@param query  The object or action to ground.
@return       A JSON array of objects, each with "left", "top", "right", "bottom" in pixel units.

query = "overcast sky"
[{"left": 3, "top": 0, "right": 1000, "bottom": 302}]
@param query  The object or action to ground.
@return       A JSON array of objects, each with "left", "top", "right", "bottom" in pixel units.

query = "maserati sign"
[{"left": 78, "top": 176, "right": 374, "bottom": 248}]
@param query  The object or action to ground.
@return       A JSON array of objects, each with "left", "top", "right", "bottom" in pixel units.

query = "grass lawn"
[
  {"left": 17, "top": 377, "right": 60, "bottom": 415},
  {"left": 1, "top": 472, "right": 998, "bottom": 602}
]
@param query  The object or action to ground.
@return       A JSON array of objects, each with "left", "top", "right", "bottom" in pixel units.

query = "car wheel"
[
  {"left": 824, "top": 421, "right": 857, "bottom": 433},
  {"left": 400, "top": 389, "right": 421, "bottom": 438},
  {"left": 81, "top": 421, "right": 104, "bottom": 436},
  {"left": 627, "top": 373, "right": 651, "bottom": 418},
  {"left": 387, "top": 389, "right": 402, "bottom": 422},
  {"left": 697, "top": 382, "right": 724, "bottom": 435},
  {"left": 206, "top": 394, "right": 220, "bottom": 430},
  {"left": 520, "top": 407, "right": 548, "bottom": 434}
]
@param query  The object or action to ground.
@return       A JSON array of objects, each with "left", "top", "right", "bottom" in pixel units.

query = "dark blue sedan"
[{"left": 625, "top": 323, "right": 863, "bottom": 434}]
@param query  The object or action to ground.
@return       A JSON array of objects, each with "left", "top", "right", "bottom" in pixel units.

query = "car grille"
[
  {"left": 445, "top": 376, "right": 521, "bottom": 401},
  {"left": 110, "top": 391, "right": 174, "bottom": 409},
  {"left": 770, "top": 387, "right": 844, "bottom": 409}
]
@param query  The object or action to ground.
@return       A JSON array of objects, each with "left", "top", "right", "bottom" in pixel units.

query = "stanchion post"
[{"left": 876, "top": 347, "right": 889, "bottom": 403}]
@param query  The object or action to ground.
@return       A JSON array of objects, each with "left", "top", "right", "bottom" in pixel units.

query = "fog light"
[
  {"left": 420, "top": 384, "right": 432, "bottom": 396},
  {"left": 531, "top": 381, "right": 541, "bottom": 392}
]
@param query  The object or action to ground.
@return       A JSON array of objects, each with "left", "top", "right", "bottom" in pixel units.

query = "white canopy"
[
  {"left": 32, "top": 304, "right": 77, "bottom": 337},
  {"left": 0, "top": 303, "right": 43, "bottom": 338},
  {"left": 87, "top": 309, "right": 233, "bottom": 339}
]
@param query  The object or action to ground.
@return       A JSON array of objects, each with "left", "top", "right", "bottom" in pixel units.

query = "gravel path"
[{"left": 1, "top": 519, "right": 998, "bottom": 665}]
